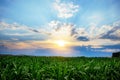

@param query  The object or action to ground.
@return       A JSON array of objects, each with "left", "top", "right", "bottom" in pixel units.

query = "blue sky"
[{"left": 0, "top": 0, "right": 120, "bottom": 57}]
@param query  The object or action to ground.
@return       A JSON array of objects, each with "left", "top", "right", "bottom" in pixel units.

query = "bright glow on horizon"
[{"left": 55, "top": 40, "right": 66, "bottom": 47}]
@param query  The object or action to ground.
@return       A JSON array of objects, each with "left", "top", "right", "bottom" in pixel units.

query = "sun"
[{"left": 55, "top": 40, "right": 66, "bottom": 47}]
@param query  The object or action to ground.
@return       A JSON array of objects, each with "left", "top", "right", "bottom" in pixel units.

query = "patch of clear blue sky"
[
  {"left": 72, "top": 0, "right": 120, "bottom": 26},
  {"left": 0, "top": 0, "right": 57, "bottom": 27}
]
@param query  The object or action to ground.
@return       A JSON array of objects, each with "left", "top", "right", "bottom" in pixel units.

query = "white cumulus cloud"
[{"left": 53, "top": 0, "right": 79, "bottom": 18}]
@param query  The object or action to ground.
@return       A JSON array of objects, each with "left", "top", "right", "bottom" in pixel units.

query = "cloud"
[
  {"left": 48, "top": 21, "right": 87, "bottom": 42},
  {"left": 0, "top": 20, "right": 120, "bottom": 51},
  {"left": 0, "top": 21, "right": 50, "bottom": 41},
  {"left": 1, "top": 20, "right": 120, "bottom": 42},
  {"left": 85, "top": 23, "right": 113, "bottom": 39},
  {"left": 47, "top": 20, "right": 77, "bottom": 41},
  {"left": 100, "top": 21, "right": 120, "bottom": 40},
  {"left": 95, "top": 49, "right": 120, "bottom": 53},
  {"left": 47, "top": 20, "right": 90, "bottom": 42},
  {"left": 110, "top": 29, "right": 120, "bottom": 37},
  {"left": 4, "top": 21, "right": 53, "bottom": 36},
  {"left": 76, "top": 36, "right": 89, "bottom": 41},
  {"left": 0, "top": 21, "right": 41, "bottom": 33},
  {"left": 90, "top": 45, "right": 103, "bottom": 49},
  {"left": 53, "top": 0, "right": 79, "bottom": 18},
  {"left": 0, "top": 44, "right": 8, "bottom": 50},
  {"left": 0, "top": 21, "right": 27, "bottom": 30},
  {"left": 11, "top": 38, "right": 19, "bottom": 41},
  {"left": 43, "top": 20, "right": 120, "bottom": 44},
  {"left": 90, "top": 44, "right": 120, "bottom": 53},
  {"left": 1, "top": 20, "right": 119, "bottom": 42},
  {"left": 100, "top": 23, "right": 120, "bottom": 40},
  {"left": 4, "top": 33, "right": 32, "bottom": 36},
  {"left": 78, "top": 21, "right": 120, "bottom": 40},
  {"left": 71, "top": 39, "right": 120, "bottom": 47}
]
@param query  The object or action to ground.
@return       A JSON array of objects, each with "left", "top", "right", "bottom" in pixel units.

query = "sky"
[{"left": 0, "top": 0, "right": 120, "bottom": 57}]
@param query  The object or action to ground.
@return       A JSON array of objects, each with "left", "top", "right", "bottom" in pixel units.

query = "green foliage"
[{"left": 0, "top": 56, "right": 120, "bottom": 80}]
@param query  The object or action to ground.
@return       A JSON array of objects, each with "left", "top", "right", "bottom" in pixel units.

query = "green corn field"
[{"left": 0, "top": 56, "right": 120, "bottom": 80}]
